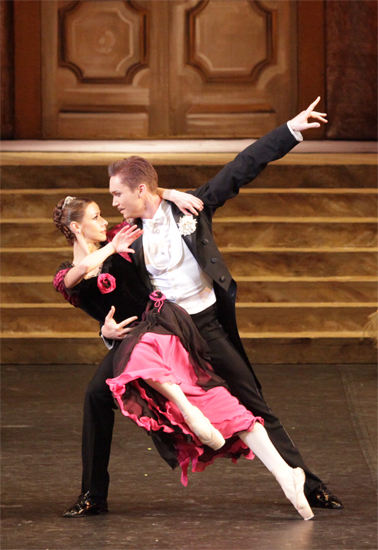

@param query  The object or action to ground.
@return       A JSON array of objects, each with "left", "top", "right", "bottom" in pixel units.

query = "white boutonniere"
[{"left": 177, "top": 215, "right": 197, "bottom": 236}]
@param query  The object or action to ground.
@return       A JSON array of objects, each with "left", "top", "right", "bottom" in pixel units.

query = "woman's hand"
[
  {"left": 160, "top": 188, "right": 204, "bottom": 216},
  {"left": 289, "top": 96, "right": 328, "bottom": 132},
  {"left": 101, "top": 306, "right": 138, "bottom": 340},
  {"left": 111, "top": 224, "right": 143, "bottom": 254}
]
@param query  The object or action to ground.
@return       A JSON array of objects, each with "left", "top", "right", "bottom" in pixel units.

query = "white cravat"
[{"left": 142, "top": 200, "right": 216, "bottom": 314}]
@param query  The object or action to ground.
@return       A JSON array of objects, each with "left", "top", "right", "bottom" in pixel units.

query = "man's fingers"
[
  {"left": 306, "top": 96, "right": 321, "bottom": 113},
  {"left": 111, "top": 316, "right": 138, "bottom": 339},
  {"left": 117, "top": 327, "right": 135, "bottom": 338},
  {"left": 309, "top": 112, "right": 328, "bottom": 122},
  {"left": 105, "top": 305, "right": 115, "bottom": 321},
  {"left": 117, "top": 315, "right": 138, "bottom": 328}
]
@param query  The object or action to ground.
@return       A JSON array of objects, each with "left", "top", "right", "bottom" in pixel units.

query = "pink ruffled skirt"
[{"left": 107, "top": 332, "right": 263, "bottom": 485}]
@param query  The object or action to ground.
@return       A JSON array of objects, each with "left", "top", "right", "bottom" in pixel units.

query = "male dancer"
[{"left": 64, "top": 98, "right": 343, "bottom": 517}]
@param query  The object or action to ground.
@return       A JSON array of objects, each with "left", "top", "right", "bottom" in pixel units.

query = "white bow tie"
[{"left": 143, "top": 216, "right": 166, "bottom": 231}]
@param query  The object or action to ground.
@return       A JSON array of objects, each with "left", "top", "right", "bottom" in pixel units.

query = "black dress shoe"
[
  {"left": 307, "top": 484, "right": 344, "bottom": 509},
  {"left": 63, "top": 492, "right": 109, "bottom": 518}
]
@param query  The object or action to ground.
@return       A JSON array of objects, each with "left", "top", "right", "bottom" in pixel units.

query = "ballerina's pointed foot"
[
  {"left": 183, "top": 406, "right": 225, "bottom": 450},
  {"left": 276, "top": 467, "right": 314, "bottom": 521}
]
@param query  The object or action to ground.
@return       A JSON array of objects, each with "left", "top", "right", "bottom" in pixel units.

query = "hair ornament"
[
  {"left": 62, "top": 196, "right": 76, "bottom": 209},
  {"left": 149, "top": 291, "right": 166, "bottom": 313}
]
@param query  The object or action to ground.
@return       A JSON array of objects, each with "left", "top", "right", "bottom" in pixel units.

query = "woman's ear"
[{"left": 70, "top": 221, "right": 81, "bottom": 235}]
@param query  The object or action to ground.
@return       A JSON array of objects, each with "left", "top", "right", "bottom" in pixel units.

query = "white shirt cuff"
[
  {"left": 101, "top": 332, "right": 114, "bottom": 350},
  {"left": 287, "top": 121, "right": 303, "bottom": 142}
]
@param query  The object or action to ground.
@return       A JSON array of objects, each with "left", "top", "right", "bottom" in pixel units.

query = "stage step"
[
  {"left": 2, "top": 277, "right": 377, "bottom": 304},
  {"left": 1, "top": 153, "right": 377, "bottom": 364},
  {"left": 3, "top": 209, "right": 378, "bottom": 246},
  {"left": 1, "top": 188, "right": 377, "bottom": 218},
  {"left": 1, "top": 158, "right": 377, "bottom": 190},
  {"left": 2, "top": 219, "right": 377, "bottom": 249},
  {"left": 0, "top": 335, "right": 374, "bottom": 365},
  {"left": 1, "top": 248, "right": 377, "bottom": 278},
  {"left": 2, "top": 302, "right": 377, "bottom": 335}
]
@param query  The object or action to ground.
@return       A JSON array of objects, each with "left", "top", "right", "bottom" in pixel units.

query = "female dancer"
[{"left": 53, "top": 195, "right": 314, "bottom": 520}]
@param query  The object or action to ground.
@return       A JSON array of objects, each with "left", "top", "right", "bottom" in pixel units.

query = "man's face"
[{"left": 109, "top": 175, "right": 145, "bottom": 219}]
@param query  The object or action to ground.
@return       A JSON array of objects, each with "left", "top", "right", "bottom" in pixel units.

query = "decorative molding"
[
  {"left": 186, "top": 0, "right": 276, "bottom": 84},
  {"left": 61, "top": 105, "right": 148, "bottom": 114},
  {"left": 187, "top": 103, "right": 274, "bottom": 114},
  {"left": 58, "top": 0, "right": 148, "bottom": 84}
]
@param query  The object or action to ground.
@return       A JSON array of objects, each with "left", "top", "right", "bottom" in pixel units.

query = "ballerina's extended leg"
[
  {"left": 145, "top": 379, "right": 225, "bottom": 450},
  {"left": 239, "top": 423, "right": 314, "bottom": 520}
]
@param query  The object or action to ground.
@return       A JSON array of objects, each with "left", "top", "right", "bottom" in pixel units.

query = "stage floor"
[{"left": 1, "top": 363, "right": 377, "bottom": 550}]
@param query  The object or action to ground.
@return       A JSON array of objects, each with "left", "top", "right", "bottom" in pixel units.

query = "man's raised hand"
[{"left": 289, "top": 96, "right": 328, "bottom": 133}]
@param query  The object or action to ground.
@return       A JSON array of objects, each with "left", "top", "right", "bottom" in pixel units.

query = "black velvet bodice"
[{"left": 59, "top": 253, "right": 150, "bottom": 324}]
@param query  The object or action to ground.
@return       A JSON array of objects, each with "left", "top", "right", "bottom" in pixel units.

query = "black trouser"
[
  {"left": 81, "top": 344, "right": 118, "bottom": 501},
  {"left": 81, "top": 305, "right": 322, "bottom": 500}
]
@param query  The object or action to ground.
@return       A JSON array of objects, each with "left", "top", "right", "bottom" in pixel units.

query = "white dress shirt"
[{"left": 142, "top": 200, "right": 216, "bottom": 314}]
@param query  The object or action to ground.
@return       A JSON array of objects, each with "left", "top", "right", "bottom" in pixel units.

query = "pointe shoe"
[
  {"left": 183, "top": 406, "right": 225, "bottom": 450},
  {"left": 275, "top": 468, "right": 314, "bottom": 521}
]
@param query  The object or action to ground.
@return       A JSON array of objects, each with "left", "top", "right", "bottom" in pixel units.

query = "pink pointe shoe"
[
  {"left": 183, "top": 406, "right": 225, "bottom": 450},
  {"left": 275, "top": 467, "right": 314, "bottom": 520}
]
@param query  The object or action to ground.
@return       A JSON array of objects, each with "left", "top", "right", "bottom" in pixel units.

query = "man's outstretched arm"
[{"left": 193, "top": 97, "right": 327, "bottom": 210}]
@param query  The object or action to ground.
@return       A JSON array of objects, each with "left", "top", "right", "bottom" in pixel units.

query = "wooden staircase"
[{"left": 1, "top": 152, "right": 377, "bottom": 364}]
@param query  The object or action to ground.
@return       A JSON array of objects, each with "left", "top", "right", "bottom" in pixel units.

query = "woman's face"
[{"left": 77, "top": 202, "right": 108, "bottom": 244}]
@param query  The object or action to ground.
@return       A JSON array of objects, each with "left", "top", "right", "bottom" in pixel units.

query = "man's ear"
[{"left": 138, "top": 183, "right": 147, "bottom": 197}]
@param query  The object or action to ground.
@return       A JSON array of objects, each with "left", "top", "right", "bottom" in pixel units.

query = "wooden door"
[
  {"left": 41, "top": 0, "right": 297, "bottom": 138},
  {"left": 169, "top": 0, "right": 297, "bottom": 137}
]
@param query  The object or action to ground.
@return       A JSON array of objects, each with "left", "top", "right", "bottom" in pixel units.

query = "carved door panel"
[
  {"left": 41, "top": 0, "right": 297, "bottom": 138},
  {"left": 42, "top": 0, "right": 163, "bottom": 138},
  {"left": 169, "top": 0, "right": 297, "bottom": 137}
]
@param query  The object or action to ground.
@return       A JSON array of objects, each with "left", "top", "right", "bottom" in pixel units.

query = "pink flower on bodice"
[{"left": 97, "top": 273, "right": 116, "bottom": 294}]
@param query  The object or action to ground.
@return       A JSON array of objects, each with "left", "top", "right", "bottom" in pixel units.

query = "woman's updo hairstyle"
[{"left": 53, "top": 196, "right": 93, "bottom": 245}]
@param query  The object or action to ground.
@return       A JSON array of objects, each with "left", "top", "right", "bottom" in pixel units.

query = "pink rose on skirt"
[{"left": 97, "top": 273, "right": 116, "bottom": 294}]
